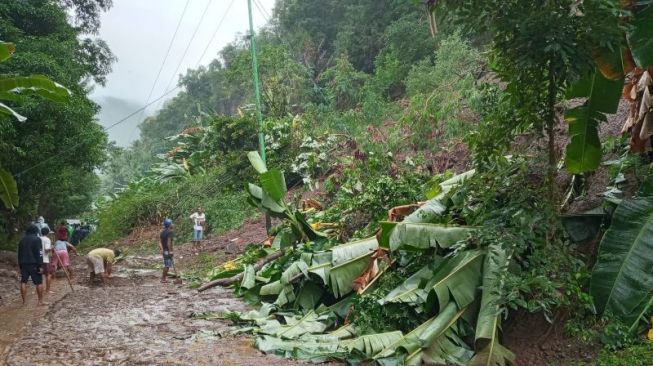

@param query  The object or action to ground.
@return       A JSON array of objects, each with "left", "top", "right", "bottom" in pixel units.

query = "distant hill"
[{"left": 94, "top": 95, "right": 149, "bottom": 147}]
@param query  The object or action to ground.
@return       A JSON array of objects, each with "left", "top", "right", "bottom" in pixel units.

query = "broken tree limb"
[{"left": 197, "top": 250, "right": 284, "bottom": 292}]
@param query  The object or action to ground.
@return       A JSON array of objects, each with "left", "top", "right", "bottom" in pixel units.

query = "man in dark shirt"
[
  {"left": 17, "top": 225, "right": 46, "bottom": 306},
  {"left": 159, "top": 218, "right": 175, "bottom": 283}
]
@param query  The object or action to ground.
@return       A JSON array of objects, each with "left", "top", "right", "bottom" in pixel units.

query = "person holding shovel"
[
  {"left": 50, "top": 237, "right": 78, "bottom": 278},
  {"left": 159, "top": 218, "right": 175, "bottom": 283}
]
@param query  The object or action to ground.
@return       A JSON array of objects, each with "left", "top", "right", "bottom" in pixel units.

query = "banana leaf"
[
  {"left": 424, "top": 250, "right": 484, "bottom": 312},
  {"left": 382, "top": 222, "right": 476, "bottom": 251},
  {"left": 0, "top": 75, "right": 71, "bottom": 103},
  {"left": 331, "top": 237, "right": 378, "bottom": 265},
  {"left": 564, "top": 70, "right": 623, "bottom": 174},
  {"left": 240, "top": 265, "right": 256, "bottom": 289},
  {"left": 329, "top": 251, "right": 375, "bottom": 298},
  {"left": 628, "top": 4, "right": 653, "bottom": 68},
  {"left": 470, "top": 245, "right": 515, "bottom": 366},
  {"left": 375, "top": 302, "right": 472, "bottom": 366},
  {"left": 590, "top": 195, "right": 653, "bottom": 329},
  {"left": 380, "top": 258, "right": 444, "bottom": 307},
  {"left": 260, "top": 168, "right": 287, "bottom": 201},
  {"left": 295, "top": 282, "right": 324, "bottom": 310},
  {"left": 256, "top": 330, "right": 403, "bottom": 363},
  {"left": 0, "top": 168, "right": 18, "bottom": 210},
  {"left": 247, "top": 151, "right": 268, "bottom": 173}
]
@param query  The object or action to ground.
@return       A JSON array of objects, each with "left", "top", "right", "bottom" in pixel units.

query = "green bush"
[
  {"left": 87, "top": 168, "right": 254, "bottom": 246},
  {"left": 403, "top": 33, "right": 485, "bottom": 148}
]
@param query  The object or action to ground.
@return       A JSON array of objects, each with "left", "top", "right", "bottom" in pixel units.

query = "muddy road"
[{"left": 0, "top": 252, "right": 320, "bottom": 365}]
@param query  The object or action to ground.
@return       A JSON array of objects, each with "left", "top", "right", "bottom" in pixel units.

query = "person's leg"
[
  {"left": 161, "top": 267, "right": 169, "bottom": 283},
  {"left": 100, "top": 272, "right": 108, "bottom": 287},
  {"left": 161, "top": 254, "right": 170, "bottom": 282},
  {"left": 19, "top": 265, "right": 29, "bottom": 304},
  {"left": 36, "top": 284, "right": 47, "bottom": 306},
  {"left": 20, "top": 282, "right": 27, "bottom": 305}
]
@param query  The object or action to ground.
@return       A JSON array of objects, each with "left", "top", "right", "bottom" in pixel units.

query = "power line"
[
  {"left": 16, "top": 86, "right": 181, "bottom": 177},
  {"left": 158, "top": 0, "right": 213, "bottom": 107},
  {"left": 126, "top": 0, "right": 191, "bottom": 144},
  {"left": 193, "top": 0, "right": 236, "bottom": 68},
  {"left": 144, "top": 0, "right": 190, "bottom": 107}
]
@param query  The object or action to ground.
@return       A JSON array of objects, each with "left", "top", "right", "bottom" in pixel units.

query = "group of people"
[
  {"left": 17, "top": 219, "right": 121, "bottom": 306},
  {"left": 17, "top": 208, "right": 208, "bottom": 301}
]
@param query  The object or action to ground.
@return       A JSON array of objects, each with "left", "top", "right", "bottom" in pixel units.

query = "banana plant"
[
  {"left": 246, "top": 151, "right": 325, "bottom": 243},
  {"left": 590, "top": 178, "right": 653, "bottom": 331}
]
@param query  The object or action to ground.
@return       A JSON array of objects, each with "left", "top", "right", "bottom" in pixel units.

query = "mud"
[{"left": 0, "top": 253, "right": 324, "bottom": 365}]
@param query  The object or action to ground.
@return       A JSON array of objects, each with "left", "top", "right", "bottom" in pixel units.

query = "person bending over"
[{"left": 86, "top": 248, "right": 121, "bottom": 286}]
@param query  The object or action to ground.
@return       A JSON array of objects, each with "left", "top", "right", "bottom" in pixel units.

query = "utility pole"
[
  {"left": 247, "top": 0, "right": 266, "bottom": 164},
  {"left": 247, "top": 0, "right": 271, "bottom": 232}
]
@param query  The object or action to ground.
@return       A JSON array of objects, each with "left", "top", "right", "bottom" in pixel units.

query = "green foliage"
[
  {"left": 321, "top": 153, "right": 430, "bottom": 240},
  {"left": 592, "top": 342, "right": 653, "bottom": 366},
  {"left": 0, "top": 0, "right": 113, "bottom": 234},
  {"left": 404, "top": 33, "right": 485, "bottom": 147},
  {"left": 89, "top": 168, "right": 253, "bottom": 244},
  {"left": 320, "top": 55, "right": 370, "bottom": 111},
  {"left": 590, "top": 182, "right": 653, "bottom": 330}
]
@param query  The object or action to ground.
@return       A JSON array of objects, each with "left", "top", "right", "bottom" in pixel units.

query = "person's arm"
[
  {"left": 168, "top": 233, "right": 174, "bottom": 255},
  {"left": 32, "top": 239, "right": 43, "bottom": 265},
  {"left": 66, "top": 242, "right": 78, "bottom": 255},
  {"left": 106, "top": 260, "right": 113, "bottom": 276}
]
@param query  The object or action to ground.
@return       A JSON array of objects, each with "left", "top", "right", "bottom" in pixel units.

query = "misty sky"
[{"left": 91, "top": 0, "right": 274, "bottom": 146}]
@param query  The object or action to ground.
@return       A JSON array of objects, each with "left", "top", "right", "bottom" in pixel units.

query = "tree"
[
  {"left": 439, "top": 0, "right": 624, "bottom": 200},
  {"left": 0, "top": 0, "right": 113, "bottom": 233},
  {"left": 0, "top": 40, "right": 71, "bottom": 210}
]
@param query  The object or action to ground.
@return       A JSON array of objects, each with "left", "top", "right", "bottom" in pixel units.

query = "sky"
[{"left": 90, "top": 0, "right": 275, "bottom": 147}]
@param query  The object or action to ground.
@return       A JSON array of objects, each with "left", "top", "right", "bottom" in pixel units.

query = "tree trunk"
[
  {"left": 197, "top": 250, "right": 284, "bottom": 292},
  {"left": 546, "top": 59, "right": 558, "bottom": 204}
]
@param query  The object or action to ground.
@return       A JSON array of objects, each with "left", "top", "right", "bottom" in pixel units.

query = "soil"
[
  {"left": 0, "top": 223, "right": 324, "bottom": 366},
  {"left": 503, "top": 310, "right": 601, "bottom": 366}
]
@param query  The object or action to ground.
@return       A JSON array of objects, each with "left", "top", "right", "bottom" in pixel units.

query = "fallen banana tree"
[{"left": 196, "top": 153, "right": 517, "bottom": 365}]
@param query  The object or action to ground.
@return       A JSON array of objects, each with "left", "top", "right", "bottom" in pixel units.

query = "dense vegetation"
[
  {"left": 0, "top": 0, "right": 114, "bottom": 244},
  {"left": 3, "top": 0, "right": 653, "bottom": 364}
]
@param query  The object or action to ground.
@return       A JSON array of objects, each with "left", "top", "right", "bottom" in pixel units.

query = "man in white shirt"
[
  {"left": 40, "top": 227, "right": 53, "bottom": 293},
  {"left": 189, "top": 207, "right": 206, "bottom": 252}
]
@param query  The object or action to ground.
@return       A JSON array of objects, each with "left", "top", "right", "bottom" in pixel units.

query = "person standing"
[
  {"left": 17, "top": 225, "right": 46, "bottom": 306},
  {"left": 189, "top": 207, "right": 205, "bottom": 252},
  {"left": 159, "top": 219, "right": 175, "bottom": 283},
  {"left": 56, "top": 220, "right": 68, "bottom": 241},
  {"left": 50, "top": 237, "right": 78, "bottom": 277},
  {"left": 35, "top": 216, "right": 50, "bottom": 236},
  {"left": 40, "top": 227, "right": 53, "bottom": 293},
  {"left": 86, "top": 248, "right": 121, "bottom": 286}
]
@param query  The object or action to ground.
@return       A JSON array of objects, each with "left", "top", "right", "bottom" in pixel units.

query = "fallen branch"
[{"left": 197, "top": 250, "right": 284, "bottom": 292}]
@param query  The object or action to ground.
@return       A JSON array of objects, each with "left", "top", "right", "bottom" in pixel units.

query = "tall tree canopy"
[{"left": 0, "top": 0, "right": 114, "bottom": 233}]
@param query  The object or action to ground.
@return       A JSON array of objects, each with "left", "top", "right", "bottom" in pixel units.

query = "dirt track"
[{"left": 0, "top": 253, "right": 315, "bottom": 366}]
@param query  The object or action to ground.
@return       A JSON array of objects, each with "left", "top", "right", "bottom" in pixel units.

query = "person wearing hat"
[{"left": 159, "top": 218, "right": 175, "bottom": 283}]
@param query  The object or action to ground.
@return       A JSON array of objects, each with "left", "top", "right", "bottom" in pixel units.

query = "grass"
[{"left": 574, "top": 342, "right": 653, "bottom": 366}]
